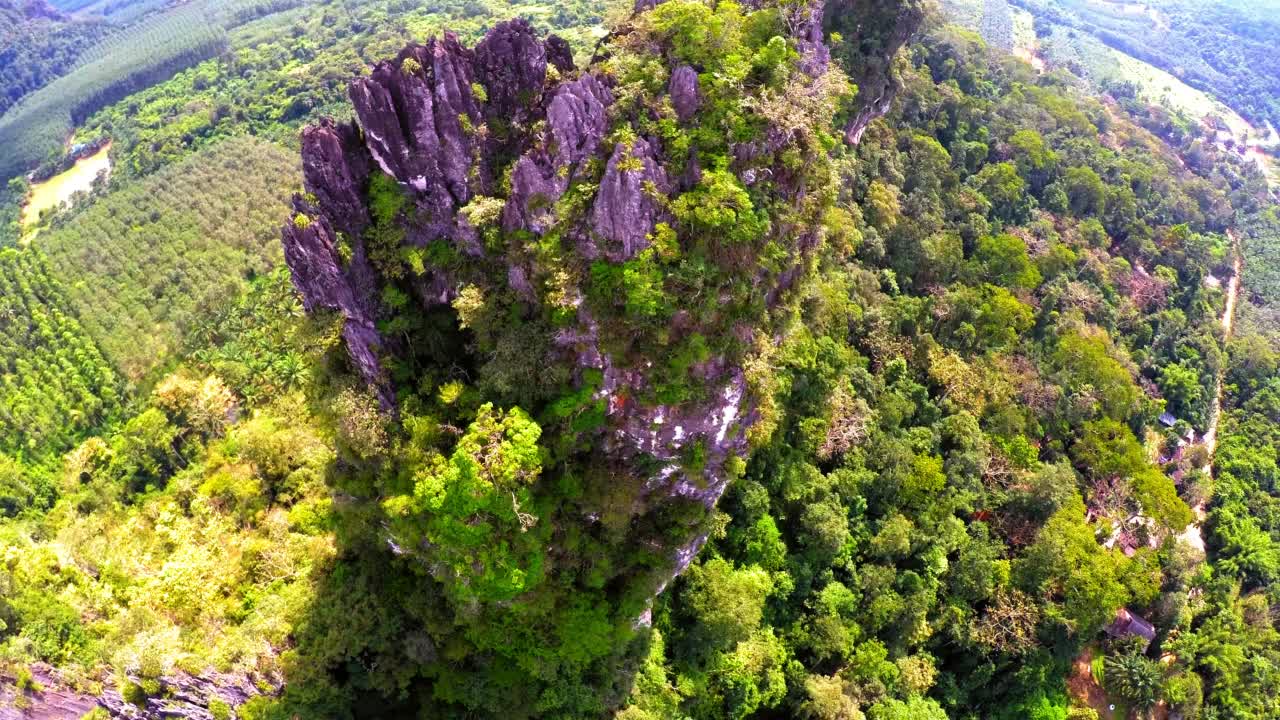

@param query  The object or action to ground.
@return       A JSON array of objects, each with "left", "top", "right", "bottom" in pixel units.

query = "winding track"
[{"left": 1178, "top": 229, "right": 1242, "bottom": 550}]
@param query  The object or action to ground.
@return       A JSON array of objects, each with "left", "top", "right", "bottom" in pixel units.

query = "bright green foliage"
[
  {"left": 619, "top": 629, "right": 684, "bottom": 719},
  {"left": 0, "top": 454, "right": 42, "bottom": 517},
  {"left": 647, "top": 0, "right": 745, "bottom": 70},
  {"left": 973, "top": 233, "right": 1042, "bottom": 289},
  {"left": 970, "top": 162, "right": 1032, "bottom": 223},
  {"left": 1, "top": 2, "right": 1277, "bottom": 719},
  {"left": 672, "top": 168, "right": 768, "bottom": 245},
  {"left": 0, "top": 380, "right": 335, "bottom": 701},
  {"left": 867, "top": 697, "right": 949, "bottom": 720},
  {"left": 1008, "top": 129, "right": 1056, "bottom": 186},
  {"left": 0, "top": 248, "right": 122, "bottom": 459},
  {"left": 1051, "top": 330, "right": 1141, "bottom": 422},
  {"left": 1105, "top": 651, "right": 1163, "bottom": 710},
  {"left": 186, "top": 268, "right": 312, "bottom": 405},
  {"left": 1018, "top": 494, "right": 1130, "bottom": 635},
  {"left": 684, "top": 557, "right": 775, "bottom": 649},
  {"left": 1062, "top": 166, "right": 1106, "bottom": 217},
  {"left": 366, "top": 171, "right": 409, "bottom": 274},
  {"left": 1211, "top": 508, "right": 1279, "bottom": 585},
  {"left": 109, "top": 407, "right": 182, "bottom": 495},
  {"left": 1158, "top": 361, "right": 1204, "bottom": 423},
  {"left": 384, "top": 403, "right": 546, "bottom": 604},
  {"left": 1072, "top": 419, "right": 1191, "bottom": 530}
]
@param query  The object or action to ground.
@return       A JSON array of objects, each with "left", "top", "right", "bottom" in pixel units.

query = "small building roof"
[
  {"left": 1105, "top": 608, "right": 1156, "bottom": 645},
  {"left": 1158, "top": 412, "right": 1178, "bottom": 427}
]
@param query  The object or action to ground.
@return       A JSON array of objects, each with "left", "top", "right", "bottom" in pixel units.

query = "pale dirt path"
[
  {"left": 1202, "top": 229, "right": 1242, "bottom": 458},
  {"left": 1179, "top": 229, "right": 1242, "bottom": 550},
  {"left": 1067, "top": 646, "right": 1115, "bottom": 720}
]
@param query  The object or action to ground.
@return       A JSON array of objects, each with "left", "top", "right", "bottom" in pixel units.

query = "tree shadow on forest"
[
  {"left": 252, "top": 308, "right": 667, "bottom": 719},
  {"left": 260, "top": 495, "right": 659, "bottom": 719}
]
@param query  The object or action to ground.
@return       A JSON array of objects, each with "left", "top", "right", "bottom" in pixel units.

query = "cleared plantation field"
[
  {"left": 0, "top": 248, "right": 123, "bottom": 458},
  {"left": 1102, "top": 46, "right": 1254, "bottom": 137},
  {"left": 1011, "top": 0, "right": 1280, "bottom": 128},
  {"left": 0, "top": 1, "right": 115, "bottom": 117},
  {"left": 940, "top": 0, "right": 984, "bottom": 27},
  {"left": 38, "top": 136, "right": 298, "bottom": 381},
  {"left": 1007, "top": 5, "right": 1043, "bottom": 71},
  {"left": 0, "top": 3, "right": 227, "bottom": 181},
  {"left": 980, "top": 0, "right": 1015, "bottom": 50},
  {"left": 942, "top": 0, "right": 1037, "bottom": 59}
]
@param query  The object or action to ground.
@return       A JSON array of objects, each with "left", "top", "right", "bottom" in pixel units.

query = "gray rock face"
[
  {"left": 822, "top": 0, "right": 926, "bottom": 143},
  {"left": 474, "top": 18, "right": 547, "bottom": 127},
  {"left": 350, "top": 35, "right": 481, "bottom": 234},
  {"left": 504, "top": 154, "right": 563, "bottom": 234},
  {"left": 668, "top": 64, "right": 700, "bottom": 121},
  {"left": 300, "top": 119, "right": 370, "bottom": 238},
  {"left": 792, "top": 0, "right": 832, "bottom": 76},
  {"left": 588, "top": 138, "right": 669, "bottom": 261},
  {"left": 281, "top": 209, "right": 391, "bottom": 409},
  {"left": 284, "top": 28, "right": 594, "bottom": 415},
  {"left": 546, "top": 73, "right": 612, "bottom": 168},
  {"left": 544, "top": 35, "right": 575, "bottom": 74},
  {"left": 502, "top": 73, "right": 612, "bottom": 234},
  {"left": 1, "top": 664, "right": 277, "bottom": 720},
  {"left": 0, "top": 665, "right": 94, "bottom": 720},
  {"left": 552, "top": 310, "right": 751, "bottom": 520}
]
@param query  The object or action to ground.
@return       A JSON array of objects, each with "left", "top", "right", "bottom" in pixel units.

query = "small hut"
[{"left": 1105, "top": 608, "right": 1156, "bottom": 650}]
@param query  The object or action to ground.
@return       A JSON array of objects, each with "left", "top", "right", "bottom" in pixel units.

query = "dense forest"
[{"left": 0, "top": 0, "right": 1279, "bottom": 718}]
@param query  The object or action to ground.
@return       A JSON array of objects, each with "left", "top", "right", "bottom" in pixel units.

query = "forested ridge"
[
  {"left": 0, "top": 0, "right": 113, "bottom": 116},
  {"left": 0, "top": 0, "right": 1279, "bottom": 719},
  {"left": 1005, "top": 0, "right": 1280, "bottom": 131},
  {"left": 0, "top": 0, "right": 318, "bottom": 183}
]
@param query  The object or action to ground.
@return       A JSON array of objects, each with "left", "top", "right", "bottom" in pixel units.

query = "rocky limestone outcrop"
[
  {"left": 281, "top": 0, "right": 917, "bottom": 603},
  {"left": 823, "top": 0, "right": 926, "bottom": 143},
  {"left": 0, "top": 664, "right": 277, "bottom": 720},
  {"left": 667, "top": 64, "right": 699, "bottom": 121},
  {"left": 587, "top": 138, "right": 670, "bottom": 261},
  {"left": 502, "top": 73, "right": 612, "bottom": 234},
  {"left": 350, "top": 37, "right": 481, "bottom": 233},
  {"left": 283, "top": 203, "right": 390, "bottom": 409},
  {"left": 474, "top": 18, "right": 548, "bottom": 130},
  {"left": 284, "top": 21, "right": 754, "bottom": 532}
]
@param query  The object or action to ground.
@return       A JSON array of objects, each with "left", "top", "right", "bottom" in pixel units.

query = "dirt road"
[{"left": 1179, "top": 229, "right": 1242, "bottom": 550}]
